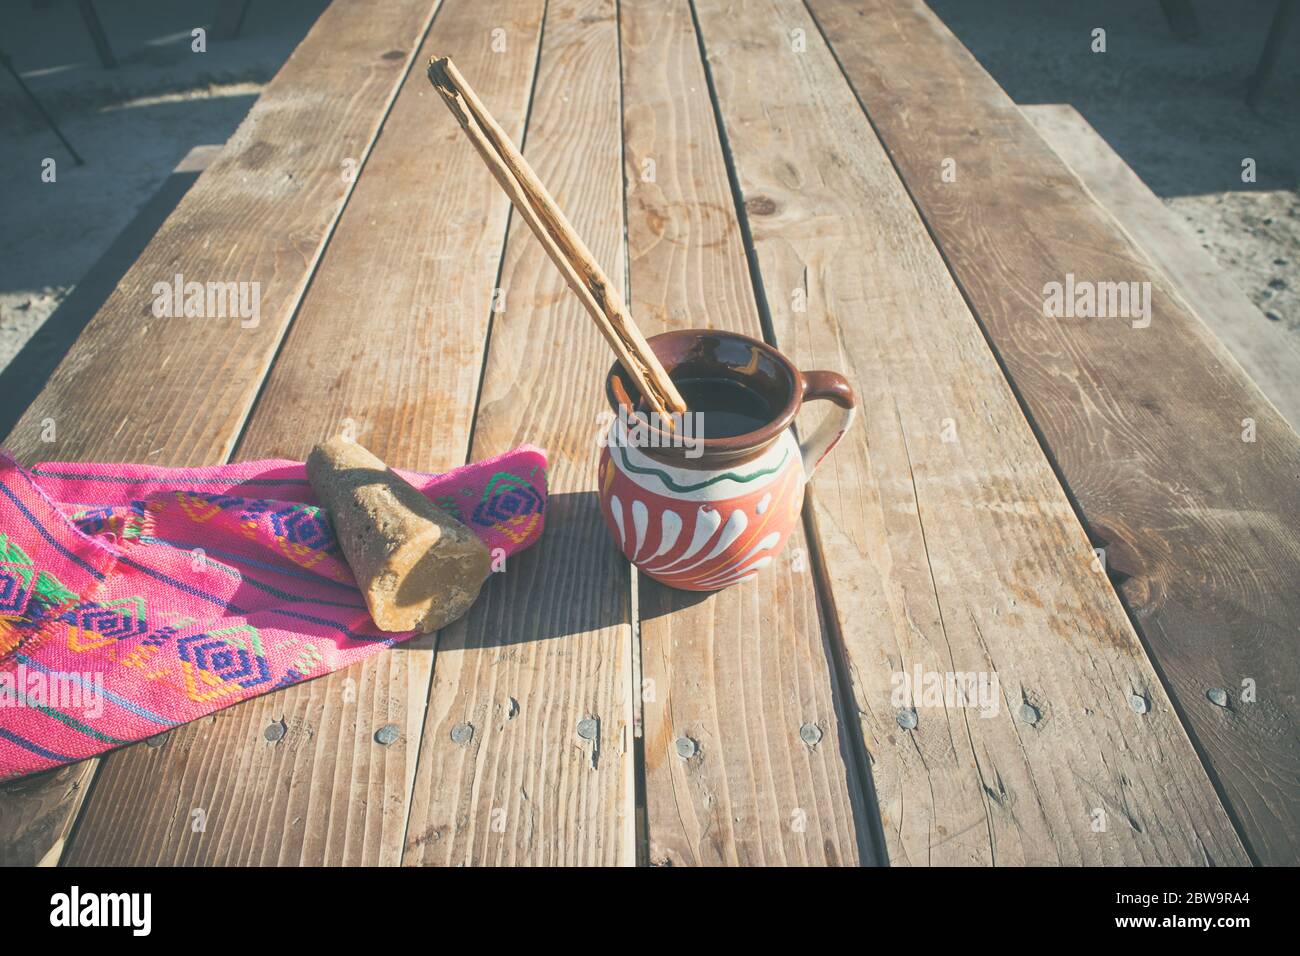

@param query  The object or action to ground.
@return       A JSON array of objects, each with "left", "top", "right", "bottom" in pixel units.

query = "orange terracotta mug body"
[{"left": 598, "top": 330, "right": 855, "bottom": 591}]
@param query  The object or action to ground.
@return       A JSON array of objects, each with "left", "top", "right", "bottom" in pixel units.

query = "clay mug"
[{"left": 598, "top": 330, "right": 856, "bottom": 591}]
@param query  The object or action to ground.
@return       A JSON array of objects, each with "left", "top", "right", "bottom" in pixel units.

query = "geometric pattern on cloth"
[{"left": 0, "top": 445, "right": 547, "bottom": 780}]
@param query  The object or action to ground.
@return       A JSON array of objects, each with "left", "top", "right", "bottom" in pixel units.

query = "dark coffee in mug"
[{"left": 638, "top": 375, "right": 774, "bottom": 439}]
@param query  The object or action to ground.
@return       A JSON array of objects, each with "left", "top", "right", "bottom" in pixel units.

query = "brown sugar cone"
[{"left": 307, "top": 437, "right": 492, "bottom": 633}]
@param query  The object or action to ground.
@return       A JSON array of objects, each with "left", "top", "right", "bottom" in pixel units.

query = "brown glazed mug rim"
[{"left": 604, "top": 329, "right": 802, "bottom": 458}]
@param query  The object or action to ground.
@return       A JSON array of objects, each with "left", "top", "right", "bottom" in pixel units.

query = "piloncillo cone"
[{"left": 307, "top": 437, "right": 492, "bottom": 633}]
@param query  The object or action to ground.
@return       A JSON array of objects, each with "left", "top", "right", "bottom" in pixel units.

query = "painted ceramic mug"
[{"left": 598, "top": 330, "right": 856, "bottom": 591}]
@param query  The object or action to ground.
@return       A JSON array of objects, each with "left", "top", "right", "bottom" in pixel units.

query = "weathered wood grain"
[
  {"left": 808, "top": 0, "right": 1298, "bottom": 866},
  {"left": 57, "top": 0, "right": 546, "bottom": 866},
  {"left": 694, "top": 0, "right": 1251, "bottom": 865},
  {"left": 400, "top": 0, "right": 636, "bottom": 867},
  {"left": 621, "top": 0, "right": 871, "bottom": 866},
  {"left": 0, "top": 0, "right": 443, "bottom": 868},
  {"left": 1023, "top": 103, "right": 1300, "bottom": 431}
]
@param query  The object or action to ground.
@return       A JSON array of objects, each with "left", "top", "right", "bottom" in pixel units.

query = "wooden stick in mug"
[{"left": 427, "top": 56, "right": 687, "bottom": 423}]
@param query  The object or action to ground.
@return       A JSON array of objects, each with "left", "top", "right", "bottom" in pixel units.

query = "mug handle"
[{"left": 798, "top": 371, "right": 857, "bottom": 477}]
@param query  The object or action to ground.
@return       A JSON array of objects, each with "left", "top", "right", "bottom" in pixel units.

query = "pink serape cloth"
[{"left": 0, "top": 446, "right": 547, "bottom": 780}]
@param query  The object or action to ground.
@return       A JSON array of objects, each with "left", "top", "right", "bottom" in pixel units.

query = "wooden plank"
[
  {"left": 0, "top": 0, "right": 442, "bottom": 869},
  {"left": 57, "top": 0, "right": 547, "bottom": 866},
  {"left": 693, "top": 0, "right": 1250, "bottom": 865},
  {"left": 808, "top": 0, "right": 1300, "bottom": 866},
  {"left": 1022, "top": 103, "right": 1300, "bottom": 430},
  {"left": 620, "top": 0, "right": 870, "bottom": 866},
  {"left": 401, "top": 0, "right": 635, "bottom": 867}
]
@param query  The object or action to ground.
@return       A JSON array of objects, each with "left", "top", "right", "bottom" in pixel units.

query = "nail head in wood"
[
  {"left": 451, "top": 721, "right": 474, "bottom": 745},
  {"left": 799, "top": 722, "right": 823, "bottom": 746}
]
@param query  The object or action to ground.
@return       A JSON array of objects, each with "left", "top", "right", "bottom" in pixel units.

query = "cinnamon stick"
[{"left": 427, "top": 55, "right": 687, "bottom": 422}]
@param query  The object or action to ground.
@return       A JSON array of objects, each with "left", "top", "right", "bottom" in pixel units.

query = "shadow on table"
[
  {"left": 637, "top": 577, "right": 714, "bottom": 619},
  {"left": 419, "top": 491, "right": 632, "bottom": 651}
]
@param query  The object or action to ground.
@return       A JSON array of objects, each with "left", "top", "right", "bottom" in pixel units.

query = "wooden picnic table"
[{"left": 2, "top": 0, "right": 1296, "bottom": 867}]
